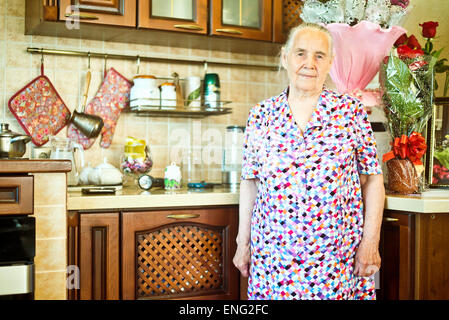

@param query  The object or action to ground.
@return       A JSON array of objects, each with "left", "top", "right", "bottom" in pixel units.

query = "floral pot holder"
[{"left": 8, "top": 64, "right": 71, "bottom": 146}]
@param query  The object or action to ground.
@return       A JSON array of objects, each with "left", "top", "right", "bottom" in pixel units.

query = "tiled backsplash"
[{"left": 0, "top": 0, "right": 287, "bottom": 181}]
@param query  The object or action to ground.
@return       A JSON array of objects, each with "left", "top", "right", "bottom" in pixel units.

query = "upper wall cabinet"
[
  {"left": 59, "top": 0, "right": 137, "bottom": 27},
  {"left": 210, "top": 0, "right": 272, "bottom": 41},
  {"left": 138, "top": 0, "right": 208, "bottom": 34},
  {"left": 273, "top": 0, "right": 304, "bottom": 43}
]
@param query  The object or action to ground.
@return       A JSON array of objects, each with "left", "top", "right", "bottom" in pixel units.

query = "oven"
[{"left": 0, "top": 215, "right": 35, "bottom": 300}]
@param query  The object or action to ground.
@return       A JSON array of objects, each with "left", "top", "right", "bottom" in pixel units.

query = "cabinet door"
[
  {"left": 378, "top": 211, "right": 415, "bottom": 300},
  {"left": 122, "top": 207, "right": 239, "bottom": 300},
  {"left": 138, "top": 0, "right": 208, "bottom": 34},
  {"left": 273, "top": 0, "right": 304, "bottom": 43},
  {"left": 59, "top": 0, "right": 136, "bottom": 27},
  {"left": 79, "top": 213, "right": 120, "bottom": 300},
  {"left": 417, "top": 213, "right": 449, "bottom": 300},
  {"left": 210, "top": 0, "right": 272, "bottom": 41}
]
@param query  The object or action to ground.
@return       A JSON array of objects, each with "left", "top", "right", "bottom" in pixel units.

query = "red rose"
[
  {"left": 394, "top": 33, "right": 408, "bottom": 47},
  {"left": 419, "top": 21, "right": 439, "bottom": 38},
  {"left": 397, "top": 45, "right": 425, "bottom": 59},
  {"left": 406, "top": 35, "right": 422, "bottom": 50}
]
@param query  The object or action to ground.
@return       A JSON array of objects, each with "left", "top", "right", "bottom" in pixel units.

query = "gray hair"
[{"left": 279, "top": 22, "right": 334, "bottom": 70}]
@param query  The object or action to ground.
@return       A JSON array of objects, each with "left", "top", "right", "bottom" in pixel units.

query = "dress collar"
[{"left": 280, "top": 86, "right": 334, "bottom": 131}]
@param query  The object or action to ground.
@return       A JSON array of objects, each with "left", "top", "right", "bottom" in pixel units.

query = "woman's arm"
[
  {"left": 354, "top": 173, "right": 385, "bottom": 277},
  {"left": 233, "top": 178, "right": 259, "bottom": 277}
]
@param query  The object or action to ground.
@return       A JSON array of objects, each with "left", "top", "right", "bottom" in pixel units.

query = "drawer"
[{"left": 0, "top": 176, "right": 33, "bottom": 215}]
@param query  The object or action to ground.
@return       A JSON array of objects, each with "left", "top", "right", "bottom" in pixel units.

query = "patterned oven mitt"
[
  {"left": 8, "top": 64, "right": 71, "bottom": 146},
  {"left": 68, "top": 68, "right": 132, "bottom": 149}
]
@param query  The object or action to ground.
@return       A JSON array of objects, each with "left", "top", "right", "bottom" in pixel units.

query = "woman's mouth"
[{"left": 298, "top": 74, "right": 317, "bottom": 78}]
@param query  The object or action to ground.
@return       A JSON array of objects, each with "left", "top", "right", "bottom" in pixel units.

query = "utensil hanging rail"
[{"left": 27, "top": 47, "right": 278, "bottom": 71}]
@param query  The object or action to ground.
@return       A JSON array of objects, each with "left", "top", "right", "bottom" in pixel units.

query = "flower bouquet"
[
  {"left": 380, "top": 37, "right": 438, "bottom": 193},
  {"left": 300, "top": 0, "right": 409, "bottom": 107}
]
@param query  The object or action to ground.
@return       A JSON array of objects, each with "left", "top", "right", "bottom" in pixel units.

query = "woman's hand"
[
  {"left": 354, "top": 239, "right": 381, "bottom": 277},
  {"left": 233, "top": 242, "right": 251, "bottom": 277}
]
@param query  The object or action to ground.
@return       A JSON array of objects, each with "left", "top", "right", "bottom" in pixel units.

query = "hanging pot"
[
  {"left": 386, "top": 158, "right": 419, "bottom": 194},
  {"left": 0, "top": 123, "right": 32, "bottom": 159}
]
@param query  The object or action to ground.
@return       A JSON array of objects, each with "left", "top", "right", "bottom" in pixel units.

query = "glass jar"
[
  {"left": 120, "top": 139, "right": 153, "bottom": 187},
  {"left": 222, "top": 126, "right": 245, "bottom": 184}
]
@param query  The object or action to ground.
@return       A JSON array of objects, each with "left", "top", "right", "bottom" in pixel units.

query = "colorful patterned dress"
[{"left": 241, "top": 88, "right": 382, "bottom": 300}]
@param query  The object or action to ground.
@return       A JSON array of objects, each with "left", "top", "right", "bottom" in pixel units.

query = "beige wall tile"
[
  {"left": 0, "top": 14, "right": 5, "bottom": 41},
  {"left": 35, "top": 272, "right": 67, "bottom": 300},
  {"left": 147, "top": 122, "right": 169, "bottom": 147},
  {"left": 7, "top": 0, "right": 25, "bottom": 18},
  {"left": 6, "top": 43, "right": 31, "bottom": 68},
  {"left": 35, "top": 238, "right": 67, "bottom": 272},
  {"left": 6, "top": 17, "right": 31, "bottom": 43},
  {"left": 34, "top": 205, "right": 67, "bottom": 239},
  {"left": 5, "top": 67, "right": 32, "bottom": 94}
]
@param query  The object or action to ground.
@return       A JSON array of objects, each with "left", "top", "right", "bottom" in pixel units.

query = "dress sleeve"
[
  {"left": 353, "top": 100, "right": 383, "bottom": 175},
  {"left": 241, "top": 104, "right": 264, "bottom": 180}
]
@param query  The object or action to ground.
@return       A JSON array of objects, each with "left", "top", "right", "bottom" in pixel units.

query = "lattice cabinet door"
[
  {"left": 273, "top": 0, "right": 304, "bottom": 43},
  {"left": 122, "top": 207, "right": 239, "bottom": 300}
]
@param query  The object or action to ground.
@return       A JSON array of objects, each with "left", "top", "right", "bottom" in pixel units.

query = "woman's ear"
[{"left": 281, "top": 47, "right": 288, "bottom": 70}]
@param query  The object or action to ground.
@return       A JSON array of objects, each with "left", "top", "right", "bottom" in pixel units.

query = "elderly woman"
[{"left": 233, "top": 23, "right": 385, "bottom": 300}]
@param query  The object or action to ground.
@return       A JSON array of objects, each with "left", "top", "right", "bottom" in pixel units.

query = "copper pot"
[
  {"left": 386, "top": 158, "right": 419, "bottom": 194},
  {"left": 0, "top": 123, "right": 32, "bottom": 158}
]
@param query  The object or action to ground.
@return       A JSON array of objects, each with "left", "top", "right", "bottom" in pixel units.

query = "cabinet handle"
[
  {"left": 383, "top": 217, "right": 399, "bottom": 222},
  {"left": 174, "top": 24, "right": 204, "bottom": 31},
  {"left": 166, "top": 214, "right": 200, "bottom": 220},
  {"left": 216, "top": 28, "right": 243, "bottom": 35},
  {"left": 65, "top": 13, "right": 99, "bottom": 20}
]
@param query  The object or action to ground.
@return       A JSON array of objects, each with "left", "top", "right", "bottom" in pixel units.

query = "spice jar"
[{"left": 160, "top": 82, "right": 177, "bottom": 110}]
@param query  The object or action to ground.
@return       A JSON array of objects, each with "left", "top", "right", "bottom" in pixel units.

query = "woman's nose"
[{"left": 304, "top": 55, "right": 315, "bottom": 68}]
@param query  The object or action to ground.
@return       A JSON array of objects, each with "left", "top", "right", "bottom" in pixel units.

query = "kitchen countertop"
[
  {"left": 0, "top": 159, "right": 71, "bottom": 173},
  {"left": 68, "top": 184, "right": 449, "bottom": 213},
  {"left": 385, "top": 189, "right": 449, "bottom": 213},
  {"left": 68, "top": 185, "right": 240, "bottom": 211}
]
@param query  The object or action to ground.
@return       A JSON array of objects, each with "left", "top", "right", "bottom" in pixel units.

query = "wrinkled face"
[{"left": 282, "top": 28, "right": 333, "bottom": 94}]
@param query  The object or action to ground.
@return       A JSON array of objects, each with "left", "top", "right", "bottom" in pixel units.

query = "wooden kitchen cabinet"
[
  {"left": 273, "top": 0, "right": 304, "bottom": 43},
  {"left": 68, "top": 206, "right": 239, "bottom": 300},
  {"left": 67, "top": 211, "right": 120, "bottom": 300},
  {"left": 59, "top": 0, "right": 137, "bottom": 27},
  {"left": 378, "top": 211, "right": 415, "bottom": 300},
  {"left": 0, "top": 176, "right": 33, "bottom": 215},
  {"left": 379, "top": 210, "right": 449, "bottom": 300},
  {"left": 138, "top": 0, "right": 208, "bottom": 34},
  {"left": 210, "top": 0, "right": 273, "bottom": 41},
  {"left": 122, "top": 207, "right": 239, "bottom": 300}
]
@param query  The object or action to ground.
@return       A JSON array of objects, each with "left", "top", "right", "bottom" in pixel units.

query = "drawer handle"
[
  {"left": 65, "top": 13, "right": 99, "bottom": 20},
  {"left": 216, "top": 28, "right": 243, "bottom": 35},
  {"left": 174, "top": 24, "right": 204, "bottom": 31},
  {"left": 166, "top": 214, "right": 200, "bottom": 220},
  {"left": 383, "top": 217, "right": 399, "bottom": 222}
]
